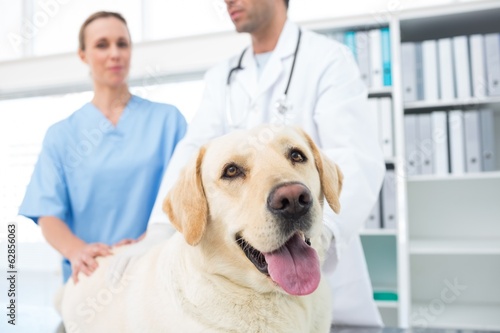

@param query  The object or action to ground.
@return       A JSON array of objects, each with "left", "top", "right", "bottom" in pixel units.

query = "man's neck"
[{"left": 251, "top": 15, "right": 287, "bottom": 54}]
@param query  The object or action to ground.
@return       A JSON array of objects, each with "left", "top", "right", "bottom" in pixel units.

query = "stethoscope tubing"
[
  {"left": 226, "top": 28, "right": 302, "bottom": 91},
  {"left": 225, "top": 28, "right": 302, "bottom": 128},
  {"left": 227, "top": 48, "right": 247, "bottom": 85}
]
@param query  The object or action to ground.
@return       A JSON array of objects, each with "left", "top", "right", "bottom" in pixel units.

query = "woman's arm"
[{"left": 39, "top": 216, "right": 112, "bottom": 283}]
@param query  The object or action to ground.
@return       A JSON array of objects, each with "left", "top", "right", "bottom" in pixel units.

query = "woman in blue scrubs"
[{"left": 19, "top": 11, "right": 187, "bottom": 283}]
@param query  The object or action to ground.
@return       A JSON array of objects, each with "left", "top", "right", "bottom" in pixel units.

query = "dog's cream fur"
[{"left": 58, "top": 126, "right": 343, "bottom": 333}]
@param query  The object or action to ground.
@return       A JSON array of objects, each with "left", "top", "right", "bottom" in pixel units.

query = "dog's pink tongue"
[{"left": 263, "top": 234, "right": 320, "bottom": 296}]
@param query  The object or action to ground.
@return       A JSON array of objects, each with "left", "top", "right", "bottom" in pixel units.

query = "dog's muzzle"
[
  {"left": 267, "top": 182, "right": 312, "bottom": 219},
  {"left": 235, "top": 182, "right": 320, "bottom": 296}
]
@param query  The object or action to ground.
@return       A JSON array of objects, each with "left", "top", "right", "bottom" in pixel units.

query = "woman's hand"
[
  {"left": 113, "top": 238, "right": 138, "bottom": 247},
  {"left": 105, "top": 224, "right": 175, "bottom": 286},
  {"left": 69, "top": 243, "right": 112, "bottom": 284}
]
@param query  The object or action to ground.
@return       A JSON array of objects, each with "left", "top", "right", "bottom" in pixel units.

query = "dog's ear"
[
  {"left": 163, "top": 146, "right": 208, "bottom": 246},
  {"left": 299, "top": 128, "right": 343, "bottom": 214}
]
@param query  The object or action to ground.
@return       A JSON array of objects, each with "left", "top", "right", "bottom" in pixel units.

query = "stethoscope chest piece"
[{"left": 275, "top": 94, "right": 292, "bottom": 115}]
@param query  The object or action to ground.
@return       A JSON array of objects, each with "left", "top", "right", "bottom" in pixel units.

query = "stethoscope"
[{"left": 225, "top": 28, "right": 302, "bottom": 128}]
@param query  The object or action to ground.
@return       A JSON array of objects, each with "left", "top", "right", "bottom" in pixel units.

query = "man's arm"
[{"left": 314, "top": 43, "right": 386, "bottom": 268}]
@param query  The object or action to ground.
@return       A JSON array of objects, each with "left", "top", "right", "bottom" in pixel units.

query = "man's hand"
[
  {"left": 105, "top": 223, "right": 176, "bottom": 286},
  {"left": 69, "top": 243, "right": 112, "bottom": 284}
]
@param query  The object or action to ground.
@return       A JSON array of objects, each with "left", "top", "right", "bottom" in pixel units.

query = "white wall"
[{"left": 0, "top": 0, "right": 475, "bottom": 97}]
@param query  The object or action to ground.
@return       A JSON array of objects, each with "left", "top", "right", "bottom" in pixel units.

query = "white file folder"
[
  {"left": 417, "top": 113, "right": 433, "bottom": 175},
  {"left": 382, "top": 169, "right": 397, "bottom": 229},
  {"left": 453, "top": 36, "right": 472, "bottom": 99},
  {"left": 464, "top": 110, "right": 482, "bottom": 172},
  {"left": 356, "top": 30, "right": 371, "bottom": 88},
  {"left": 464, "top": 110, "right": 482, "bottom": 173},
  {"left": 449, "top": 110, "right": 466, "bottom": 174},
  {"left": 485, "top": 33, "right": 500, "bottom": 96},
  {"left": 470, "top": 35, "right": 487, "bottom": 98},
  {"left": 480, "top": 109, "right": 496, "bottom": 172},
  {"left": 422, "top": 40, "right": 439, "bottom": 101},
  {"left": 405, "top": 114, "right": 419, "bottom": 176},
  {"left": 401, "top": 42, "right": 417, "bottom": 102},
  {"left": 431, "top": 111, "right": 449, "bottom": 175},
  {"left": 415, "top": 42, "right": 424, "bottom": 100},
  {"left": 365, "top": 196, "right": 381, "bottom": 229},
  {"left": 380, "top": 98, "right": 394, "bottom": 159},
  {"left": 369, "top": 29, "right": 383, "bottom": 89},
  {"left": 438, "top": 38, "right": 455, "bottom": 100}
]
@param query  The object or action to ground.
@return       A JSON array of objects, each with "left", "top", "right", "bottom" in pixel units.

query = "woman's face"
[{"left": 79, "top": 17, "right": 131, "bottom": 89}]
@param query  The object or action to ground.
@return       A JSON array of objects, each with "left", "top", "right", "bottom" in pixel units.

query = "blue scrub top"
[{"left": 19, "top": 95, "right": 187, "bottom": 281}]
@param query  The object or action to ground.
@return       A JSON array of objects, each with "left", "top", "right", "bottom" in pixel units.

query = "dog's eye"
[
  {"left": 222, "top": 164, "right": 243, "bottom": 179},
  {"left": 290, "top": 150, "right": 306, "bottom": 163}
]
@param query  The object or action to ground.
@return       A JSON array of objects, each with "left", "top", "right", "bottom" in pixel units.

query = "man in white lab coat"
[{"left": 118, "top": 0, "right": 385, "bottom": 326}]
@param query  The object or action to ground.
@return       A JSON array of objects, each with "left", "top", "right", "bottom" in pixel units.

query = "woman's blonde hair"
[{"left": 78, "top": 11, "right": 130, "bottom": 51}]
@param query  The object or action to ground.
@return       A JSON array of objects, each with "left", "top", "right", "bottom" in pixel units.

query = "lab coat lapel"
[
  {"left": 257, "top": 21, "right": 300, "bottom": 98},
  {"left": 233, "top": 21, "right": 300, "bottom": 101}
]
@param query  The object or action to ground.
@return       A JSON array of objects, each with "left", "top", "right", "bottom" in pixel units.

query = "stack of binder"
[
  {"left": 365, "top": 166, "right": 397, "bottom": 230},
  {"left": 404, "top": 109, "right": 497, "bottom": 176},
  {"left": 401, "top": 33, "right": 500, "bottom": 102},
  {"left": 327, "top": 27, "right": 392, "bottom": 89},
  {"left": 365, "top": 95, "right": 397, "bottom": 230}
]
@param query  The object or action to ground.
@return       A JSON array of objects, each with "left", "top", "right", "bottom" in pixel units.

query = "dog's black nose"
[{"left": 267, "top": 183, "right": 312, "bottom": 218}]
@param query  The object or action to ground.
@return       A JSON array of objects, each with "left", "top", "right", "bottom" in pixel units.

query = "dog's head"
[{"left": 164, "top": 125, "right": 343, "bottom": 296}]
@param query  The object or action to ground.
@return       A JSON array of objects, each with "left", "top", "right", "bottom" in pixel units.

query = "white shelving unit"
[
  {"left": 400, "top": 1, "right": 500, "bottom": 330},
  {"left": 314, "top": 0, "right": 500, "bottom": 329},
  {"left": 313, "top": 15, "right": 406, "bottom": 326}
]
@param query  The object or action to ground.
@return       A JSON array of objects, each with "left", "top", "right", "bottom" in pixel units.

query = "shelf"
[
  {"left": 411, "top": 250, "right": 500, "bottom": 301},
  {"left": 404, "top": 96, "right": 500, "bottom": 111},
  {"left": 411, "top": 302, "right": 500, "bottom": 330},
  {"left": 362, "top": 236, "right": 398, "bottom": 306},
  {"left": 408, "top": 176, "right": 500, "bottom": 244},
  {"left": 407, "top": 171, "right": 500, "bottom": 183},
  {"left": 410, "top": 239, "right": 500, "bottom": 255},
  {"left": 376, "top": 300, "right": 398, "bottom": 309},
  {"left": 360, "top": 229, "right": 397, "bottom": 236},
  {"left": 384, "top": 157, "right": 396, "bottom": 165},
  {"left": 368, "top": 87, "right": 393, "bottom": 98},
  {"left": 399, "top": 0, "right": 500, "bottom": 21},
  {"left": 306, "top": 14, "right": 390, "bottom": 34},
  {"left": 400, "top": 1, "right": 500, "bottom": 42}
]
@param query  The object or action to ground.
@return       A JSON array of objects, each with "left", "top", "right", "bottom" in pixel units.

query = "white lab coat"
[{"left": 149, "top": 20, "right": 385, "bottom": 326}]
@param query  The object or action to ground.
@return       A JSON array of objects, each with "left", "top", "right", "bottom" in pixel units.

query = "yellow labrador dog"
[{"left": 58, "top": 125, "right": 343, "bottom": 333}]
